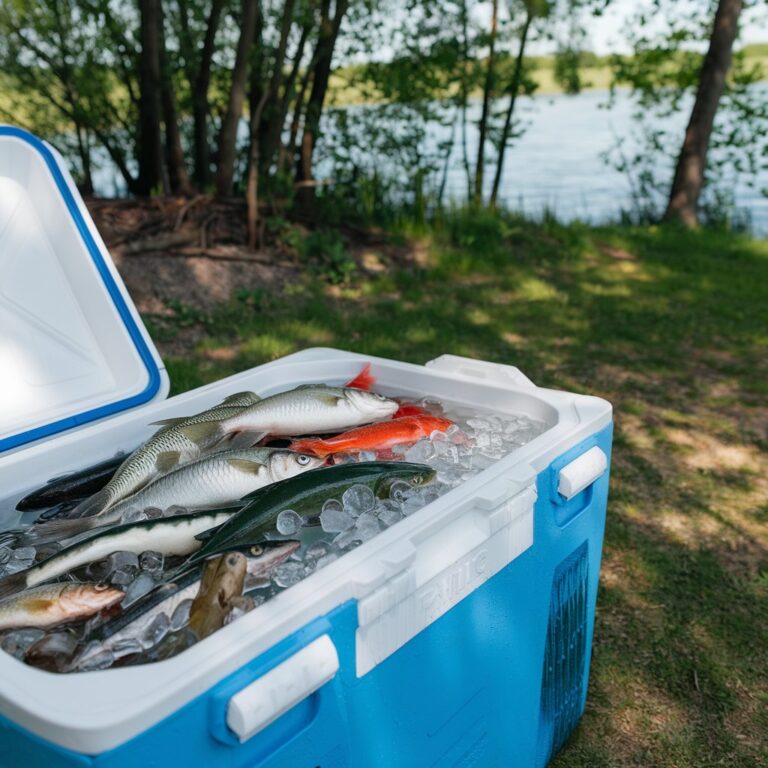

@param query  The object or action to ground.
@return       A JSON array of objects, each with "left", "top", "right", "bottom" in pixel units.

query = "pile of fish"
[{"left": 0, "top": 364, "right": 547, "bottom": 672}]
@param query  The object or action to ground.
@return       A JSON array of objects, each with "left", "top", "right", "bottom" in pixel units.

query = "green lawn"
[{"left": 146, "top": 214, "right": 768, "bottom": 766}]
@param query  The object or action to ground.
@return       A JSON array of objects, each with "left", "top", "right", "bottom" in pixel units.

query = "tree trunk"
[
  {"left": 137, "top": 0, "right": 165, "bottom": 196},
  {"left": 184, "top": 0, "right": 226, "bottom": 187},
  {"left": 285, "top": 43, "right": 316, "bottom": 174},
  {"left": 262, "top": 17, "right": 312, "bottom": 176},
  {"left": 246, "top": 0, "right": 296, "bottom": 247},
  {"left": 296, "top": 0, "right": 348, "bottom": 213},
  {"left": 159, "top": 0, "right": 192, "bottom": 195},
  {"left": 490, "top": 9, "right": 533, "bottom": 208},
  {"left": 459, "top": 0, "right": 472, "bottom": 200},
  {"left": 664, "top": 0, "right": 743, "bottom": 227},
  {"left": 215, "top": 0, "right": 260, "bottom": 196},
  {"left": 474, "top": 0, "right": 499, "bottom": 205}
]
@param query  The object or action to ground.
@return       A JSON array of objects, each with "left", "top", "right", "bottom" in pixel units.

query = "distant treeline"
[{"left": 0, "top": 1, "right": 764, "bottom": 236}]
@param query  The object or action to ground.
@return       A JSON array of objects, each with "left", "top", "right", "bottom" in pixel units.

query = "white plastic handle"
[
  {"left": 557, "top": 446, "right": 607, "bottom": 500},
  {"left": 226, "top": 635, "right": 339, "bottom": 743}
]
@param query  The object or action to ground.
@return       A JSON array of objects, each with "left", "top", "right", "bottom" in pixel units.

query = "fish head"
[
  {"left": 374, "top": 462, "right": 437, "bottom": 497},
  {"left": 60, "top": 583, "right": 125, "bottom": 615},
  {"left": 343, "top": 388, "right": 399, "bottom": 420},
  {"left": 244, "top": 540, "right": 301, "bottom": 576},
  {"left": 268, "top": 450, "right": 326, "bottom": 481}
]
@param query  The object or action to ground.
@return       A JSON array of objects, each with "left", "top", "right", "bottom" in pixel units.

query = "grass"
[{"left": 144, "top": 211, "right": 768, "bottom": 766}]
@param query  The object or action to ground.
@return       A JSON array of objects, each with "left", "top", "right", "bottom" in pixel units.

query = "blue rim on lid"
[{"left": 0, "top": 126, "right": 162, "bottom": 453}]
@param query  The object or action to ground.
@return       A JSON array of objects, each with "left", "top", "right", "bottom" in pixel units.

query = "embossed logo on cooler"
[{"left": 419, "top": 548, "right": 489, "bottom": 618}]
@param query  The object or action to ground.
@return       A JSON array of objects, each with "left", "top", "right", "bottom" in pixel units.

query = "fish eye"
[
  {"left": 250, "top": 545, "right": 263, "bottom": 556},
  {"left": 297, "top": 454, "right": 312, "bottom": 465},
  {"left": 94, "top": 584, "right": 109, "bottom": 592},
  {"left": 412, "top": 476, "right": 423, "bottom": 485},
  {"left": 373, "top": 393, "right": 387, "bottom": 400}
]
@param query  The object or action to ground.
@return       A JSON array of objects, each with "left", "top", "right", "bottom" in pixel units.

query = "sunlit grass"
[{"left": 148, "top": 213, "right": 768, "bottom": 766}]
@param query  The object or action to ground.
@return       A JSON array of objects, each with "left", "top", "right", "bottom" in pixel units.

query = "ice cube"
[
  {"left": 320, "top": 506, "right": 355, "bottom": 533},
  {"left": 430, "top": 430, "right": 448, "bottom": 442},
  {"left": 170, "top": 599, "right": 193, "bottom": 631},
  {"left": 357, "top": 450, "right": 377, "bottom": 462},
  {"left": 401, "top": 496, "right": 423, "bottom": 516},
  {"left": 304, "top": 541, "right": 330, "bottom": 562},
  {"left": 0, "top": 628, "right": 45, "bottom": 659},
  {"left": 121, "top": 572, "right": 156, "bottom": 608},
  {"left": 467, "top": 418, "right": 490, "bottom": 431},
  {"left": 11, "top": 546, "right": 36, "bottom": 562},
  {"left": 388, "top": 480, "right": 415, "bottom": 502},
  {"left": 111, "top": 638, "right": 143, "bottom": 660},
  {"left": 141, "top": 613, "right": 170, "bottom": 650},
  {"left": 333, "top": 530, "right": 357, "bottom": 550},
  {"left": 354, "top": 512, "right": 381, "bottom": 542},
  {"left": 404, "top": 440, "right": 435, "bottom": 463},
  {"left": 315, "top": 553, "right": 339, "bottom": 569},
  {"left": 110, "top": 567, "right": 139, "bottom": 588},
  {"left": 139, "top": 550, "right": 164, "bottom": 574},
  {"left": 322, "top": 498, "right": 343, "bottom": 514},
  {"left": 376, "top": 501, "right": 403, "bottom": 528},
  {"left": 77, "top": 648, "right": 115, "bottom": 672},
  {"left": 121, "top": 508, "right": 148, "bottom": 524},
  {"left": 342, "top": 484, "right": 375, "bottom": 515},
  {"left": 276, "top": 509, "right": 303, "bottom": 536},
  {"left": 106, "top": 551, "right": 139, "bottom": 574},
  {"left": 25, "top": 630, "right": 79, "bottom": 672},
  {"left": 272, "top": 562, "right": 305, "bottom": 588}
]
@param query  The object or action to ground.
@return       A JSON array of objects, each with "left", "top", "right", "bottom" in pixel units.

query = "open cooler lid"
[{"left": 0, "top": 126, "right": 168, "bottom": 453}]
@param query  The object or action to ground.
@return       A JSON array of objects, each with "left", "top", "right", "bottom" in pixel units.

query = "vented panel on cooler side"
[{"left": 537, "top": 541, "right": 589, "bottom": 764}]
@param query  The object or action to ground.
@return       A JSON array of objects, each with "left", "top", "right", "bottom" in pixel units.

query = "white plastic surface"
[
  {"left": 356, "top": 483, "right": 536, "bottom": 675},
  {"left": 227, "top": 635, "right": 339, "bottom": 743},
  {"left": 0, "top": 348, "right": 612, "bottom": 753},
  {"left": 557, "top": 446, "right": 608, "bottom": 500},
  {"left": 0, "top": 129, "right": 168, "bottom": 449}
]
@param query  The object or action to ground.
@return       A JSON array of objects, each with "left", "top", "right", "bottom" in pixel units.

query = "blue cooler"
[{"left": 0, "top": 127, "right": 612, "bottom": 767}]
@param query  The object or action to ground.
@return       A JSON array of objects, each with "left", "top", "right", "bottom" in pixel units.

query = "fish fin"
[
  {"left": 289, "top": 438, "right": 329, "bottom": 457},
  {"left": 149, "top": 417, "right": 188, "bottom": 428},
  {"left": 394, "top": 404, "right": 430, "bottom": 418},
  {"left": 0, "top": 571, "right": 28, "bottom": 600},
  {"left": 227, "top": 458, "right": 265, "bottom": 475},
  {"left": 69, "top": 488, "right": 112, "bottom": 519},
  {"left": 155, "top": 451, "right": 182, "bottom": 473},
  {"left": 217, "top": 431, "right": 267, "bottom": 450},
  {"left": 318, "top": 393, "right": 344, "bottom": 407},
  {"left": 180, "top": 422, "right": 223, "bottom": 446},
  {"left": 19, "top": 516, "right": 101, "bottom": 548},
  {"left": 221, "top": 391, "right": 260, "bottom": 405},
  {"left": 345, "top": 363, "right": 375, "bottom": 390}
]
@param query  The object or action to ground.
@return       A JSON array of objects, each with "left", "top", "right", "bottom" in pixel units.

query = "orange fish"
[{"left": 290, "top": 414, "right": 454, "bottom": 458}]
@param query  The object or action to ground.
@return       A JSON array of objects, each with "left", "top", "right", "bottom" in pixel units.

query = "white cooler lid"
[{"left": 0, "top": 126, "right": 168, "bottom": 453}]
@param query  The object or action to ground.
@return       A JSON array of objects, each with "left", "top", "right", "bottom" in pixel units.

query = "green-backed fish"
[
  {"left": 0, "top": 511, "right": 234, "bottom": 600},
  {"left": 0, "top": 582, "right": 124, "bottom": 631},
  {"left": 174, "top": 385, "right": 399, "bottom": 449},
  {"left": 186, "top": 461, "right": 435, "bottom": 567},
  {"left": 20, "top": 446, "right": 322, "bottom": 545}
]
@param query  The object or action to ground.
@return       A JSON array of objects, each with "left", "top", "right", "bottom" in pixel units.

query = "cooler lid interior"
[{"left": 0, "top": 127, "right": 166, "bottom": 453}]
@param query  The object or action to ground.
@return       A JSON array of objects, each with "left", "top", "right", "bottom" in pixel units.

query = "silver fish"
[
  {"left": 71, "top": 392, "right": 262, "bottom": 519},
  {"left": 25, "top": 448, "right": 324, "bottom": 544},
  {"left": 0, "top": 582, "right": 124, "bottom": 631},
  {"left": 178, "top": 385, "right": 399, "bottom": 447},
  {"left": 0, "top": 512, "right": 234, "bottom": 599}
]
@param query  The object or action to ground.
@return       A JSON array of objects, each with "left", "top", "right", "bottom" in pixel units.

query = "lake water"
[{"left": 90, "top": 88, "right": 768, "bottom": 235}]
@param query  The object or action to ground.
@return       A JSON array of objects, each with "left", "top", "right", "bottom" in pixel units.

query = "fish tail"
[
  {"left": 0, "top": 571, "right": 28, "bottom": 600},
  {"left": 19, "top": 515, "right": 101, "bottom": 547},
  {"left": 344, "top": 363, "right": 375, "bottom": 390},
  {"left": 289, "top": 438, "right": 331, "bottom": 457},
  {"left": 69, "top": 488, "right": 112, "bottom": 519}
]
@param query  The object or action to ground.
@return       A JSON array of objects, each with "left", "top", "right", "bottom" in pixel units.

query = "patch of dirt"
[{"left": 86, "top": 197, "right": 413, "bottom": 314}]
